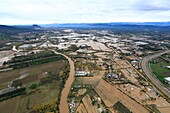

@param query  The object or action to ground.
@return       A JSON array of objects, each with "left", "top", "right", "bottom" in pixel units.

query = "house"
[
  {"left": 166, "top": 66, "right": 170, "bottom": 69},
  {"left": 0, "top": 87, "right": 16, "bottom": 95},
  {"left": 107, "top": 73, "right": 118, "bottom": 79},
  {"left": 165, "top": 77, "right": 170, "bottom": 85},
  {"left": 98, "top": 108, "right": 103, "bottom": 113},
  {"left": 69, "top": 52, "right": 78, "bottom": 56},
  {"left": 75, "top": 71, "right": 90, "bottom": 76},
  {"left": 76, "top": 49, "right": 87, "bottom": 53}
]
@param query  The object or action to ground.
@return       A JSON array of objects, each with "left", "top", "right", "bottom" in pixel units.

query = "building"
[
  {"left": 166, "top": 66, "right": 170, "bottom": 69},
  {"left": 75, "top": 71, "right": 90, "bottom": 76},
  {"left": 98, "top": 108, "right": 103, "bottom": 113},
  {"left": 107, "top": 73, "right": 118, "bottom": 79},
  {"left": 76, "top": 49, "right": 87, "bottom": 53},
  {"left": 69, "top": 52, "right": 78, "bottom": 56},
  {"left": 0, "top": 87, "right": 16, "bottom": 95},
  {"left": 165, "top": 77, "right": 170, "bottom": 85}
]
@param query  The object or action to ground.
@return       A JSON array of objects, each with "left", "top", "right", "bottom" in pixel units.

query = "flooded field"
[
  {"left": 77, "top": 40, "right": 111, "bottom": 51},
  {"left": 0, "top": 50, "right": 14, "bottom": 67}
]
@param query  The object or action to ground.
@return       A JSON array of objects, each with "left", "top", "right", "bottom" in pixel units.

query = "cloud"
[
  {"left": 134, "top": 0, "right": 170, "bottom": 11},
  {"left": 0, "top": 0, "right": 169, "bottom": 24}
]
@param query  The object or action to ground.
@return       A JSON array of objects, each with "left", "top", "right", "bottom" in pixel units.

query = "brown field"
[
  {"left": 158, "top": 107, "right": 170, "bottom": 113},
  {"left": 0, "top": 59, "right": 68, "bottom": 113},
  {"left": 94, "top": 79, "right": 150, "bottom": 113},
  {"left": 120, "top": 69, "right": 138, "bottom": 83},
  {"left": 0, "top": 60, "right": 66, "bottom": 90},
  {"left": 77, "top": 88, "right": 87, "bottom": 96},
  {"left": 0, "top": 96, "right": 19, "bottom": 113},
  {"left": 82, "top": 94, "right": 98, "bottom": 113},
  {"left": 76, "top": 103, "right": 87, "bottom": 113},
  {"left": 114, "top": 58, "right": 131, "bottom": 70},
  {"left": 73, "top": 71, "right": 105, "bottom": 86}
]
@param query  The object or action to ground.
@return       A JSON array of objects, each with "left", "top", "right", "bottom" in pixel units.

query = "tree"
[{"left": 29, "top": 84, "right": 38, "bottom": 89}]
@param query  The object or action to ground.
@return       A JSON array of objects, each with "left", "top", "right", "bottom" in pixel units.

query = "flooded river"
[{"left": 53, "top": 51, "right": 75, "bottom": 113}]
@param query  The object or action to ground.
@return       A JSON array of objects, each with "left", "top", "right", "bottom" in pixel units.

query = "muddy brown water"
[{"left": 53, "top": 51, "right": 75, "bottom": 113}]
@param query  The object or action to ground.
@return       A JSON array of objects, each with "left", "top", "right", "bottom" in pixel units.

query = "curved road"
[
  {"left": 141, "top": 50, "right": 170, "bottom": 99},
  {"left": 53, "top": 51, "right": 75, "bottom": 113}
]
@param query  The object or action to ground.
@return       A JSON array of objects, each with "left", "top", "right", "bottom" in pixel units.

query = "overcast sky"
[{"left": 0, "top": 0, "right": 170, "bottom": 25}]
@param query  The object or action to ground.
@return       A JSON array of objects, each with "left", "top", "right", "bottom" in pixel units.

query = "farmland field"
[
  {"left": 0, "top": 60, "right": 68, "bottom": 90},
  {"left": 0, "top": 54, "right": 69, "bottom": 113},
  {"left": 150, "top": 58, "right": 170, "bottom": 86},
  {"left": 73, "top": 71, "right": 105, "bottom": 86},
  {"left": 113, "top": 101, "right": 131, "bottom": 113},
  {"left": 94, "top": 79, "right": 149, "bottom": 113},
  {"left": 76, "top": 103, "right": 87, "bottom": 113},
  {"left": 82, "top": 94, "right": 98, "bottom": 113}
]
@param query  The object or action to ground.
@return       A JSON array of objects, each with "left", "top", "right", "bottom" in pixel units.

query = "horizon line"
[{"left": 1, "top": 21, "right": 170, "bottom": 26}]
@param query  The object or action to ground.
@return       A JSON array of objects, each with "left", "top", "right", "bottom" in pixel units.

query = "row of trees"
[{"left": 33, "top": 101, "right": 58, "bottom": 113}]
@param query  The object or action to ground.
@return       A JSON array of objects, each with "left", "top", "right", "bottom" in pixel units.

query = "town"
[{"left": 0, "top": 25, "right": 170, "bottom": 113}]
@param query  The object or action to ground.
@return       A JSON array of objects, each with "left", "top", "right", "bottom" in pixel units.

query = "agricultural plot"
[
  {"left": 82, "top": 94, "right": 98, "bottom": 113},
  {"left": 73, "top": 71, "right": 105, "bottom": 86},
  {"left": 76, "top": 103, "right": 87, "bottom": 113},
  {"left": 0, "top": 60, "right": 67, "bottom": 90},
  {"left": 113, "top": 101, "right": 131, "bottom": 113},
  {"left": 0, "top": 53, "right": 69, "bottom": 113},
  {"left": 94, "top": 79, "right": 149, "bottom": 113}
]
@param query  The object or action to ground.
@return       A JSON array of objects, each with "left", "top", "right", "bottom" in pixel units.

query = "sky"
[{"left": 0, "top": 0, "right": 170, "bottom": 25}]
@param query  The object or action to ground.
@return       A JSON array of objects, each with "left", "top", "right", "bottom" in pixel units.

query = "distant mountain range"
[
  {"left": 0, "top": 24, "right": 41, "bottom": 35},
  {"left": 0, "top": 22, "right": 170, "bottom": 40},
  {"left": 13, "top": 24, "right": 41, "bottom": 29},
  {"left": 0, "top": 24, "right": 41, "bottom": 29},
  {"left": 41, "top": 22, "right": 170, "bottom": 28},
  {"left": 0, "top": 22, "right": 170, "bottom": 29},
  {"left": 0, "top": 22, "right": 170, "bottom": 34}
]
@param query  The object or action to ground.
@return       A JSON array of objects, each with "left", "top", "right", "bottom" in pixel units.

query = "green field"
[{"left": 150, "top": 58, "right": 170, "bottom": 86}]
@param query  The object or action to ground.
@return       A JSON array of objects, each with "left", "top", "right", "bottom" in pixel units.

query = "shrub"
[{"left": 29, "top": 84, "right": 38, "bottom": 89}]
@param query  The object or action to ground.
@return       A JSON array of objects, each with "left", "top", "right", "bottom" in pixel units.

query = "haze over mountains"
[
  {"left": 41, "top": 22, "right": 170, "bottom": 28},
  {"left": 1, "top": 22, "right": 170, "bottom": 28},
  {"left": 1, "top": 22, "right": 170, "bottom": 35}
]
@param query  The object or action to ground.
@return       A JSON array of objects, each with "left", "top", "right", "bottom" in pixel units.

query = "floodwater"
[
  {"left": 0, "top": 50, "right": 14, "bottom": 67},
  {"left": 77, "top": 40, "right": 112, "bottom": 51},
  {"left": 53, "top": 51, "right": 75, "bottom": 113},
  {"left": 55, "top": 40, "right": 112, "bottom": 51}
]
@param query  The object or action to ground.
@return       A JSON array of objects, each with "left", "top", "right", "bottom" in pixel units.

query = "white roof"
[
  {"left": 165, "top": 77, "right": 170, "bottom": 82},
  {"left": 98, "top": 108, "right": 103, "bottom": 113},
  {"left": 167, "top": 66, "right": 170, "bottom": 69}
]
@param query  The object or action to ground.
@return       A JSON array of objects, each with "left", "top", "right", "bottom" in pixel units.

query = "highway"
[{"left": 141, "top": 50, "right": 170, "bottom": 99}]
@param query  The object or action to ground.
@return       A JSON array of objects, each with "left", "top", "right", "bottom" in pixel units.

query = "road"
[
  {"left": 53, "top": 51, "right": 75, "bottom": 113},
  {"left": 141, "top": 50, "right": 170, "bottom": 99}
]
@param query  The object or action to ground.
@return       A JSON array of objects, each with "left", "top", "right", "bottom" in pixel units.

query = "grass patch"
[
  {"left": 150, "top": 59, "right": 170, "bottom": 86},
  {"left": 149, "top": 104, "right": 161, "bottom": 113},
  {"left": 29, "top": 83, "right": 38, "bottom": 89}
]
